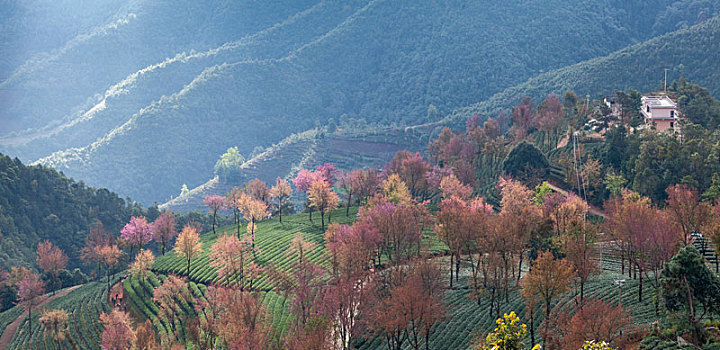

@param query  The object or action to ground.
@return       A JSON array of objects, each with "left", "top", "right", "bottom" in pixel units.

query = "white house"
[{"left": 640, "top": 95, "right": 679, "bottom": 132}]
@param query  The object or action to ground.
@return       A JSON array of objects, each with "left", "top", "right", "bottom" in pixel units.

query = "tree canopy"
[{"left": 502, "top": 141, "right": 549, "bottom": 186}]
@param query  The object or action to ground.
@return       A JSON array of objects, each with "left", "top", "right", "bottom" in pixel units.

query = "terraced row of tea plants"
[
  {"left": 123, "top": 270, "right": 292, "bottom": 345},
  {"left": 142, "top": 206, "right": 451, "bottom": 346},
  {"left": 0, "top": 307, "right": 23, "bottom": 340},
  {"left": 355, "top": 249, "right": 661, "bottom": 349},
  {"left": 145, "top": 204, "right": 669, "bottom": 349},
  {"left": 152, "top": 207, "right": 359, "bottom": 290},
  {"left": 2, "top": 279, "right": 118, "bottom": 350}
]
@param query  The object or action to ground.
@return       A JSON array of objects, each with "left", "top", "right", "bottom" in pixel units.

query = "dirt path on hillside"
[
  {"left": 546, "top": 182, "right": 606, "bottom": 218},
  {"left": 0, "top": 285, "right": 81, "bottom": 349},
  {"left": 108, "top": 280, "right": 128, "bottom": 312},
  {"left": 403, "top": 120, "right": 444, "bottom": 132},
  {"left": 556, "top": 133, "right": 569, "bottom": 149}
]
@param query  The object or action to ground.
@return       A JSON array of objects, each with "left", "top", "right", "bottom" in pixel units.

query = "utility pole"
[
  {"left": 614, "top": 279, "right": 625, "bottom": 308},
  {"left": 664, "top": 68, "right": 669, "bottom": 92}
]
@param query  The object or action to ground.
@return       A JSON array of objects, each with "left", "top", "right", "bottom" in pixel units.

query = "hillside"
[
  {"left": 442, "top": 15, "right": 720, "bottom": 126},
  {"left": 131, "top": 210, "right": 653, "bottom": 349},
  {"left": 162, "top": 126, "right": 426, "bottom": 213},
  {"left": 2, "top": 1, "right": 716, "bottom": 204},
  {"left": 0, "top": 153, "right": 133, "bottom": 272},
  {"left": 0, "top": 279, "right": 118, "bottom": 349}
]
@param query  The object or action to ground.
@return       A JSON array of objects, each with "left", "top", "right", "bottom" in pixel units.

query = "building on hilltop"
[
  {"left": 603, "top": 96, "right": 620, "bottom": 117},
  {"left": 640, "top": 95, "right": 680, "bottom": 132}
]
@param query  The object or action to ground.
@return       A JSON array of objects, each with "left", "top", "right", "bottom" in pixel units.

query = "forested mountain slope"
[
  {"left": 0, "top": 0, "right": 317, "bottom": 136},
  {"left": 444, "top": 15, "right": 720, "bottom": 125},
  {"left": 2, "top": 0, "right": 717, "bottom": 204},
  {"left": 168, "top": 14, "right": 720, "bottom": 211},
  {"left": 0, "top": 153, "right": 133, "bottom": 271}
]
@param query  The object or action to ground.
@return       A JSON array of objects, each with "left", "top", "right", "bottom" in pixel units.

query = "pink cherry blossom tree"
[
  {"left": 204, "top": 194, "right": 226, "bottom": 235},
  {"left": 120, "top": 216, "right": 153, "bottom": 259},
  {"left": 316, "top": 163, "right": 339, "bottom": 186},
  {"left": 151, "top": 211, "right": 177, "bottom": 255},
  {"left": 293, "top": 169, "right": 326, "bottom": 222}
]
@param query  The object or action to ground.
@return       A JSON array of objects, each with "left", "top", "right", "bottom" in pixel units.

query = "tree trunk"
[
  {"left": 320, "top": 211, "right": 325, "bottom": 231},
  {"left": 455, "top": 254, "right": 460, "bottom": 283},
  {"left": 472, "top": 255, "right": 481, "bottom": 304},
  {"left": 504, "top": 255, "right": 509, "bottom": 303},
  {"left": 683, "top": 276, "right": 699, "bottom": 346},
  {"left": 187, "top": 257, "right": 191, "bottom": 276},
  {"left": 212, "top": 210, "right": 217, "bottom": 235},
  {"left": 627, "top": 257, "right": 632, "bottom": 278},
  {"left": 544, "top": 297, "right": 552, "bottom": 346},
  {"left": 529, "top": 311, "right": 535, "bottom": 346},
  {"left": 251, "top": 219, "right": 256, "bottom": 249},
  {"left": 517, "top": 251, "right": 524, "bottom": 282},
  {"left": 638, "top": 268, "right": 643, "bottom": 302},
  {"left": 489, "top": 285, "right": 495, "bottom": 317},
  {"left": 278, "top": 199, "right": 283, "bottom": 223},
  {"left": 346, "top": 194, "right": 352, "bottom": 217},
  {"left": 449, "top": 253, "right": 454, "bottom": 288}
]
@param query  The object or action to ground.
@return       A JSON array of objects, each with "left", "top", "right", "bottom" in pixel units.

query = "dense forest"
[
  {"left": 0, "top": 153, "right": 231, "bottom": 281},
  {"left": 0, "top": 153, "right": 132, "bottom": 272}
]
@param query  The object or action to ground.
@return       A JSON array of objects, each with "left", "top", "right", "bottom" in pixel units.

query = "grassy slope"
[
  {"left": 154, "top": 206, "right": 446, "bottom": 287},
  {"left": 153, "top": 206, "right": 360, "bottom": 290},
  {"left": 136, "top": 207, "right": 444, "bottom": 343}
]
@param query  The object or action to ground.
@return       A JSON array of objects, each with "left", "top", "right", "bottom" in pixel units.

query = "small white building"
[
  {"left": 640, "top": 95, "right": 679, "bottom": 132},
  {"left": 604, "top": 96, "right": 619, "bottom": 117}
]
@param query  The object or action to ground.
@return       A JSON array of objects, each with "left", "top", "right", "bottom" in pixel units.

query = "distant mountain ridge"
[{"left": 1, "top": 0, "right": 719, "bottom": 204}]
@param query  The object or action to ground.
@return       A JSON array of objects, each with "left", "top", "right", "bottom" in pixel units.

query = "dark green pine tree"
[{"left": 662, "top": 245, "right": 720, "bottom": 345}]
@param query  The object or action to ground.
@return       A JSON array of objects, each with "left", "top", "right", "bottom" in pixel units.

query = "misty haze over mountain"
[{"left": 1, "top": 0, "right": 719, "bottom": 204}]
